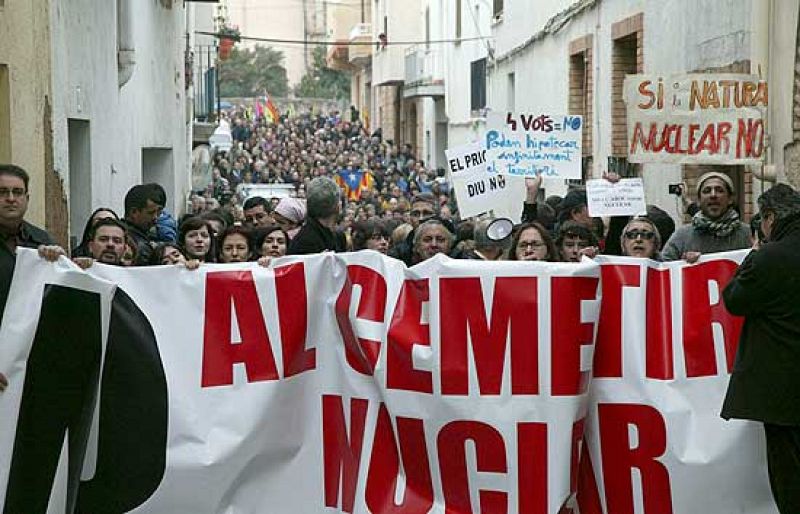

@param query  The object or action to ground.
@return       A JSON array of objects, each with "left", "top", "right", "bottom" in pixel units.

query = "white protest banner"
[
  {"left": 485, "top": 111, "right": 583, "bottom": 178},
  {"left": 585, "top": 178, "right": 646, "bottom": 217},
  {"left": 0, "top": 250, "right": 599, "bottom": 513},
  {"left": 579, "top": 253, "right": 776, "bottom": 514},
  {"left": 624, "top": 74, "right": 768, "bottom": 164},
  {"left": 445, "top": 141, "right": 524, "bottom": 223}
]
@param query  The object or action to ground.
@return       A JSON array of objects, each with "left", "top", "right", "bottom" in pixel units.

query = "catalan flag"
[{"left": 334, "top": 169, "right": 374, "bottom": 201}]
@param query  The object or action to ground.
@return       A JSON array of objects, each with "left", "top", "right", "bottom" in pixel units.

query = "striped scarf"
[{"left": 692, "top": 208, "right": 740, "bottom": 237}]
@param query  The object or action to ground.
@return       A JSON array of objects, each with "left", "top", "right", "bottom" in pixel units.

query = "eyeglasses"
[
  {"left": 0, "top": 188, "right": 26, "bottom": 199},
  {"left": 518, "top": 241, "right": 546, "bottom": 250},
  {"left": 624, "top": 230, "right": 655, "bottom": 240}
]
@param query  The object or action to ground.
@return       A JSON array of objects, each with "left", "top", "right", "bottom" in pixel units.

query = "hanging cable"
[{"left": 195, "top": 31, "right": 491, "bottom": 46}]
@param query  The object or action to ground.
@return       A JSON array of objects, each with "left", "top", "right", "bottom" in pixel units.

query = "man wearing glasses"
[
  {"left": 0, "top": 164, "right": 62, "bottom": 313},
  {"left": 390, "top": 193, "right": 439, "bottom": 265}
]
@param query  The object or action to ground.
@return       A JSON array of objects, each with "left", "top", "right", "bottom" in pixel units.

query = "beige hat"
[{"left": 696, "top": 172, "right": 735, "bottom": 197}]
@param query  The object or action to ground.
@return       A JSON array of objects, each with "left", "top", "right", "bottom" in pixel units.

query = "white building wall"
[
  {"left": 51, "top": 0, "right": 190, "bottom": 241},
  {"left": 486, "top": 0, "right": 764, "bottom": 215},
  {"left": 443, "top": 0, "right": 492, "bottom": 149}
]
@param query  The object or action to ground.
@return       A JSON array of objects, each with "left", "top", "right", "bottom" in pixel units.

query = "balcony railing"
[
  {"left": 404, "top": 45, "right": 440, "bottom": 85},
  {"left": 349, "top": 23, "right": 372, "bottom": 65}
]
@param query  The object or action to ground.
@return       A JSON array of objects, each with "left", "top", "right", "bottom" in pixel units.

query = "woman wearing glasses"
[
  {"left": 507, "top": 222, "right": 559, "bottom": 262},
  {"left": 620, "top": 216, "right": 662, "bottom": 260}
]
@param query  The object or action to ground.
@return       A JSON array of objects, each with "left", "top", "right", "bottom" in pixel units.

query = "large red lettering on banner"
[
  {"left": 365, "top": 405, "right": 433, "bottom": 514},
  {"left": 322, "top": 395, "right": 369, "bottom": 513},
  {"left": 552, "top": 276, "right": 599, "bottom": 395},
  {"left": 437, "top": 421, "right": 509, "bottom": 514},
  {"left": 646, "top": 268, "right": 674, "bottom": 380},
  {"left": 275, "top": 263, "right": 316, "bottom": 378},
  {"left": 518, "top": 422, "right": 548, "bottom": 514},
  {"left": 202, "top": 271, "right": 279, "bottom": 387},
  {"left": 682, "top": 260, "right": 743, "bottom": 377},
  {"left": 386, "top": 279, "right": 433, "bottom": 393},
  {"left": 599, "top": 403, "right": 673, "bottom": 514},
  {"left": 336, "top": 265, "right": 388, "bottom": 375},
  {"left": 595, "top": 265, "right": 640, "bottom": 378},
  {"left": 440, "top": 277, "right": 539, "bottom": 395}
]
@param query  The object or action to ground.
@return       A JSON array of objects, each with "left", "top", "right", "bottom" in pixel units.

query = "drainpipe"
[
  {"left": 750, "top": 0, "right": 772, "bottom": 190},
  {"left": 117, "top": 0, "right": 136, "bottom": 87}
]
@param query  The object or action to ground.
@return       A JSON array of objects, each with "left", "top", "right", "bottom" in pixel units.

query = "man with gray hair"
[
  {"left": 288, "top": 177, "right": 345, "bottom": 255},
  {"left": 721, "top": 183, "right": 800, "bottom": 512},
  {"left": 412, "top": 219, "right": 454, "bottom": 264}
]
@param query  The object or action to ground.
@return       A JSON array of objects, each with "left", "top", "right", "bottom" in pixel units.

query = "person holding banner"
[
  {"left": 556, "top": 221, "right": 599, "bottom": 262},
  {"left": 412, "top": 218, "right": 454, "bottom": 263},
  {"left": 620, "top": 216, "right": 662, "bottom": 260},
  {"left": 721, "top": 184, "right": 800, "bottom": 513},
  {"left": 662, "top": 172, "right": 751, "bottom": 262},
  {"left": 507, "top": 222, "right": 558, "bottom": 262}
]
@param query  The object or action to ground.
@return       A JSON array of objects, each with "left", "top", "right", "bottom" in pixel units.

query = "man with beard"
[
  {"left": 662, "top": 172, "right": 751, "bottom": 261},
  {"left": 73, "top": 218, "right": 128, "bottom": 268}
]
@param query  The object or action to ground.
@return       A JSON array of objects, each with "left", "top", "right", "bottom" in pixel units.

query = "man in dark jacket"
[
  {"left": 120, "top": 184, "right": 161, "bottom": 265},
  {"left": 721, "top": 183, "right": 800, "bottom": 513},
  {"left": 288, "top": 177, "right": 345, "bottom": 254},
  {"left": 0, "top": 164, "right": 61, "bottom": 314}
]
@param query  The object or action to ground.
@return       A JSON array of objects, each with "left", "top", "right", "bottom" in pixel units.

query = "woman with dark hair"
[
  {"left": 507, "top": 222, "right": 558, "bottom": 262},
  {"left": 72, "top": 208, "right": 119, "bottom": 258},
  {"left": 150, "top": 242, "right": 188, "bottom": 266},
  {"left": 254, "top": 225, "right": 289, "bottom": 259},
  {"left": 218, "top": 225, "right": 253, "bottom": 263},
  {"left": 351, "top": 219, "right": 391, "bottom": 253},
  {"left": 179, "top": 217, "right": 216, "bottom": 262}
]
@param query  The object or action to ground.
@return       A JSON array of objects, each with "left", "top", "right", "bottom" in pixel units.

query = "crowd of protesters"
[
  {"left": 0, "top": 107, "right": 779, "bottom": 276},
  {"left": 4, "top": 105, "right": 800, "bottom": 511}
]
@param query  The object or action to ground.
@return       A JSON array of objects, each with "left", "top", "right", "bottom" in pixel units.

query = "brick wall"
[
  {"left": 569, "top": 35, "right": 593, "bottom": 180},
  {"left": 682, "top": 60, "right": 754, "bottom": 222},
  {"left": 611, "top": 13, "right": 643, "bottom": 159}
]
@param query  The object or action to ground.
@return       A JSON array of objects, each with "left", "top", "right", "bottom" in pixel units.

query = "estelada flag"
[{"left": 335, "top": 169, "right": 374, "bottom": 201}]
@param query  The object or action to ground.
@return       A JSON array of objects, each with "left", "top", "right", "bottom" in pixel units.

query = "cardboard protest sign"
[
  {"left": 485, "top": 111, "right": 583, "bottom": 178},
  {"left": 586, "top": 178, "right": 646, "bottom": 217},
  {"left": 624, "top": 74, "right": 768, "bottom": 164},
  {"left": 445, "top": 141, "right": 523, "bottom": 222}
]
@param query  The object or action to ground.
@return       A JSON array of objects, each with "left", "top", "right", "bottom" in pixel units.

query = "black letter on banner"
[
  {"left": 3, "top": 286, "right": 168, "bottom": 514},
  {"left": 75, "top": 288, "right": 167, "bottom": 512}
]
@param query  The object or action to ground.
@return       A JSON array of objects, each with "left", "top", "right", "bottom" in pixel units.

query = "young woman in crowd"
[
  {"left": 255, "top": 225, "right": 289, "bottom": 259},
  {"left": 351, "top": 220, "right": 391, "bottom": 254},
  {"left": 151, "top": 242, "right": 187, "bottom": 265},
  {"left": 507, "top": 222, "right": 559, "bottom": 262},
  {"left": 72, "top": 208, "right": 119, "bottom": 258},
  {"left": 620, "top": 216, "right": 662, "bottom": 260},
  {"left": 179, "top": 217, "right": 216, "bottom": 262},
  {"left": 218, "top": 226, "right": 253, "bottom": 263}
]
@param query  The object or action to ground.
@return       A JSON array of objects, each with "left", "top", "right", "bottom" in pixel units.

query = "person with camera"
[{"left": 661, "top": 172, "right": 751, "bottom": 262}]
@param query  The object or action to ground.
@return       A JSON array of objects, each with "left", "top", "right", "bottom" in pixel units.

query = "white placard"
[
  {"left": 445, "top": 141, "right": 524, "bottom": 223},
  {"left": 624, "top": 74, "right": 767, "bottom": 164},
  {"left": 484, "top": 111, "right": 583, "bottom": 178},
  {"left": 586, "top": 178, "right": 646, "bottom": 217}
]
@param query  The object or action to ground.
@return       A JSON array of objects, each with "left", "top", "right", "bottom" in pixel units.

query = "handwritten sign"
[
  {"left": 484, "top": 111, "right": 583, "bottom": 178},
  {"left": 586, "top": 178, "right": 646, "bottom": 217},
  {"left": 445, "top": 141, "right": 524, "bottom": 222},
  {"left": 624, "top": 74, "right": 768, "bottom": 164}
]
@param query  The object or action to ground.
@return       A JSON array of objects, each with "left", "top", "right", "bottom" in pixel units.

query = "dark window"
[
  {"left": 470, "top": 58, "right": 487, "bottom": 111},
  {"left": 493, "top": 0, "right": 503, "bottom": 17}
]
